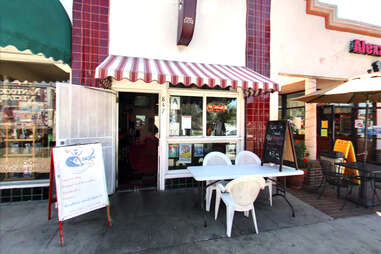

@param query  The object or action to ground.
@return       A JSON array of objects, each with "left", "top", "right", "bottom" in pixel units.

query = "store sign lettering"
[
  {"left": 350, "top": 39, "right": 381, "bottom": 57},
  {"left": 177, "top": 0, "right": 197, "bottom": 46},
  {"left": 207, "top": 104, "right": 227, "bottom": 112},
  {"left": 183, "top": 17, "right": 194, "bottom": 24},
  {"left": 0, "top": 88, "right": 42, "bottom": 102}
]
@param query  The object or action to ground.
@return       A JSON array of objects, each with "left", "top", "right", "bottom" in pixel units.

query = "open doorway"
[{"left": 118, "top": 92, "right": 159, "bottom": 190}]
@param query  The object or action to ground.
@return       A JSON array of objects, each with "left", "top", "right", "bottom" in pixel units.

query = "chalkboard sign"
[{"left": 261, "top": 120, "right": 298, "bottom": 171}]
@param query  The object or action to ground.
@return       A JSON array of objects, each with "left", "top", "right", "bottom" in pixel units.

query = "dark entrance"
[
  {"left": 118, "top": 92, "right": 159, "bottom": 190},
  {"left": 316, "top": 105, "right": 355, "bottom": 157}
]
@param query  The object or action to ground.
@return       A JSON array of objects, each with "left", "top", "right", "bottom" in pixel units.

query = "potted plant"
[{"left": 286, "top": 140, "right": 311, "bottom": 189}]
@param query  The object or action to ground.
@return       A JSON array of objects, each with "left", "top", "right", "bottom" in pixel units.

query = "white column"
[
  {"left": 269, "top": 91, "right": 279, "bottom": 120},
  {"left": 159, "top": 84, "right": 169, "bottom": 190},
  {"left": 305, "top": 78, "right": 317, "bottom": 160}
]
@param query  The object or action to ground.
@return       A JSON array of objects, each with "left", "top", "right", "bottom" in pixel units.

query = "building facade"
[
  {"left": 68, "top": 0, "right": 276, "bottom": 192},
  {"left": 271, "top": 0, "right": 381, "bottom": 161},
  {"left": 0, "top": 0, "right": 277, "bottom": 199}
]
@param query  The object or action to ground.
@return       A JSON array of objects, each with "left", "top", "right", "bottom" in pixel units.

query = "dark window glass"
[
  {"left": 169, "top": 96, "right": 202, "bottom": 136},
  {"left": 206, "top": 97, "right": 237, "bottom": 136}
]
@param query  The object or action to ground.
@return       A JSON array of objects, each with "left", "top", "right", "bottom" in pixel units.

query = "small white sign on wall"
[
  {"left": 53, "top": 143, "right": 109, "bottom": 221},
  {"left": 354, "top": 119, "right": 364, "bottom": 129}
]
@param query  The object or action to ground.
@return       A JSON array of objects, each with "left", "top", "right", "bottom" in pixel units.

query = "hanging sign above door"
[{"left": 177, "top": 0, "right": 197, "bottom": 46}]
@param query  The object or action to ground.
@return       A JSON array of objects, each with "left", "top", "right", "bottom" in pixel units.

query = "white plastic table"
[
  {"left": 187, "top": 163, "right": 304, "bottom": 225},
  {"left": 187, "top": 164, "right": 303, "bottom": 181}
]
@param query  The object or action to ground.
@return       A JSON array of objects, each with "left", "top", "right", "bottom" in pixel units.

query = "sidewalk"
[
  {"left": 142, "top": 214, "right": 381, "bottom": 254},
  {"left": 0, "top": 189, "right": 380, "bottom": 254}
]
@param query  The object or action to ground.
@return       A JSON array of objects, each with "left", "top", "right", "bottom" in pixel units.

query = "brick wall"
[
  {"left": 72, "top": 0, "right": 109, "bottom": 87},
  {"left": 245, "top": 0, "right": 271, "bottom": 157}
]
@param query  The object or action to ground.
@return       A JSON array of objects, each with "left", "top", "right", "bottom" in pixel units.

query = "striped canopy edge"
[{"left": 95, "top": 55, "right": 278, "bottom": 93}]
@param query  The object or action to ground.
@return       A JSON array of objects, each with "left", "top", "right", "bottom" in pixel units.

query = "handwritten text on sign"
[{"left": 53, "top": 143, "right": 109, "bottom": 221}]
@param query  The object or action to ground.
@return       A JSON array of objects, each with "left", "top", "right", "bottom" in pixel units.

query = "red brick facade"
[
  {"left": 72, "top": 0, "right": 109, "bottom": 87},
  {"left": 245, "top": 0, "right": 271, "bottom": 158}
]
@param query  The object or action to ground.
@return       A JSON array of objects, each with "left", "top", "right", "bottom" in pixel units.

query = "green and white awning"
[{"left": 0, "top": 0, "right": 72, "bottom": 65}]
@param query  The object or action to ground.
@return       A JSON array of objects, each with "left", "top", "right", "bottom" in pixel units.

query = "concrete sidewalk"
[
  {"left": 0, "top": 189, "right": 380, "bottom": 254},
  {"left": 141, "top": 214, "right": 381, "bottom": 254}
]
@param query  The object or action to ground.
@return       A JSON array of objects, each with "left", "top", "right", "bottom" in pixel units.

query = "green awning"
[{"left": 0, "top": 0, "right": 72, "bottom": 65}]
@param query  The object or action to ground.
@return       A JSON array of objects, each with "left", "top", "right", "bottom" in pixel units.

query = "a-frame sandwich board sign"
[
  {"left": 48, "top": 143, "right": 111, "bottom": 246},
  {"left": 261, "top": 120, "right": 298, "bottom": 171}
]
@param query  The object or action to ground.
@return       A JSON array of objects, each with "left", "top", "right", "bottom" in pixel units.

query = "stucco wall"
[
  {"left": 271, "top": 0, "right": 381, "bottom": 80},
  {"left": 109, "top": 0, "right": 246, "bottom": 66}
]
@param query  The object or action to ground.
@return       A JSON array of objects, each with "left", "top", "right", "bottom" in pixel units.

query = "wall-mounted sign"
[
  {"left": 177, "top": 0, "right": 197, "bottom": 46},
  {"left": 170, "top": 96, "right": 180, "bottom": 110},
  {"left": 206, "top": 104, "right": 227, "bottom": 112},
  {"left": 0, "top": 86, "right": 46, "bottom": 103},
  {"left": 350, "top": 39, "right": 381, "bottom": 57}
]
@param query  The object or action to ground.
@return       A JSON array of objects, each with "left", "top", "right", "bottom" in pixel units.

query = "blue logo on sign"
[{"left": 65, "top": 148, "right": 95, "bottom": 169}]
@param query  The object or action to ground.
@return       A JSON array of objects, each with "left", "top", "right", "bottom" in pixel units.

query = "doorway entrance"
[
  {"left": 316, "top": 104, "right": 355, "bottom": 157},
  {"left": 118, "top": 92, "right": 159, "bottom": 190}
]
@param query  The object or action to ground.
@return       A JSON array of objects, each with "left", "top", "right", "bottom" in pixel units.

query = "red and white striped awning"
[{"left": 95, "top": 55, "right": 278, "bottom": 92}]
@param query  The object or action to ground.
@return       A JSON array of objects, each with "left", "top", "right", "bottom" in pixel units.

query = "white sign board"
[{"left": 53, "top": 143, "right": 109, "bottom": 221}]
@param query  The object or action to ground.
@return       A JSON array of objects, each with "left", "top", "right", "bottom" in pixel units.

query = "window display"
[
  {"left": 169, "top": 96, "right": 202, "bottom": 136},
  {"left": 206, "top": 97, "right": 237, "bottom": 136},
  {"left": 168, "top": 143, "right": 237, "bottom": 170},
  {"left": 279, "top": 92, "right": 305, "bottom": 135},
  {"left": 0, "top": 82, "right": 55, "bottom": 182}
]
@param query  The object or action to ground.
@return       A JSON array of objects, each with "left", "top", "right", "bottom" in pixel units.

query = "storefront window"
[
  {"left": 168, "top": 142, "right": 237, "bottom": 170},
  {"left": 0, "top": 82, "right": 55, "bottom": 182},
  {"left": 279, "top": 92, "right": 305, "bottom": 135},
  {"left": 207, "top": 97, "right": 237, "bottom": 136},
  {"left": 169, "top": 96, "right": 202, "bottom": 136},
  {"left": 356, "top": 103, "right": 374, "bottom": 138}
]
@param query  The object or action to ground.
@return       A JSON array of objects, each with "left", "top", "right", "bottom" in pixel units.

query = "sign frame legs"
[{"left": 48, "top": 148, "right": 112, "bottom": 247}]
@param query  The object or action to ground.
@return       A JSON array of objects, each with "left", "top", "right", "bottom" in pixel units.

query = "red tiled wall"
[
  {"left": 245, "top": 0, "right": 271, "bottom": 158},
  {"left": 72, "top": 0, "right": 109, "bottom": 87}
]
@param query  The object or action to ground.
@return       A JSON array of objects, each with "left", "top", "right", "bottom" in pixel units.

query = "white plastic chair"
[
  {"left": 203, "top": 152, "right": 232, "bottom": 212},
  {"left": 235, "top": 151, "right": 273, "bottom": 207},
  {"left": 215, "top": 176, "right": 266, "bottom": 237}
]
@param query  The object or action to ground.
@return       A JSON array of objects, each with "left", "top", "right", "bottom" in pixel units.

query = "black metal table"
[{"left": 336, "top": 161, "right": 381, "bottom": 208}]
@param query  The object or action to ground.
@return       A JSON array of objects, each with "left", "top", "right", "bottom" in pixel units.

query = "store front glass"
[
  {"left": 279, "top": 91, "right": 305, "bottom": 142},
  {"left": 168, "top": 89, "right": 239, "bottom": 171},
  {"left": 169, "top": 96, "right": 202, "bottom": 136},
  {"left": 206, "top": 97, "right": 237, "bottom": 136},
  {"left": 316, "top": 104, "right": 354, "bottom": 157},
  {"left": 356, "top": 103, "right": 376, "bottom": 161},
  {"left": 0, "top": 82, "right": 55, "bottom": 183}
]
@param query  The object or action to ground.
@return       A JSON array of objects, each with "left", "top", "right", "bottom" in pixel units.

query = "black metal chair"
[{"left": 318, "top": 160, "right": 360, "bottom": 209}]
